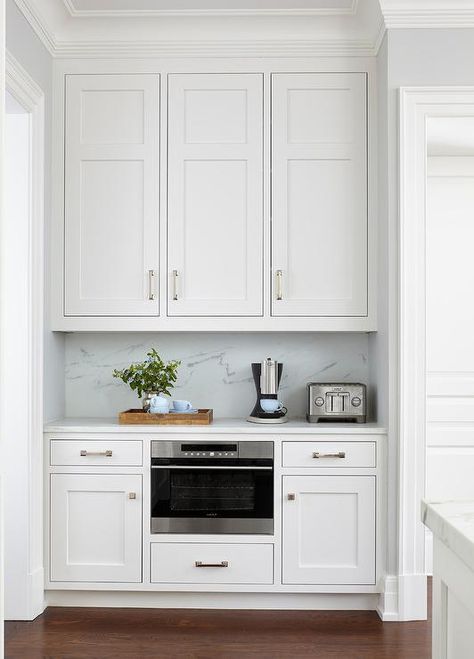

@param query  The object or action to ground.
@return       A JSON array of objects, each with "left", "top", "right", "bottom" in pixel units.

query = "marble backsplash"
[{"left": 65, "top": 333, "right": 369, "bottom": 419}]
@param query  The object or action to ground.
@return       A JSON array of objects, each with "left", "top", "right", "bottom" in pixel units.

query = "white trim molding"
[
  {"left": 12, "top": 0, "right": 56, "bottom": 55},
  {"left": 382, "top": 1, "right": 474, "bottom": 28},
  {"left": 376, "top": 575, "right": 399, "bottom": 621},
  {"left": 13, "top": 0, "right": 381, "bottom": 58},
  {"left": 398, "top": 85, "right": 474, "bottom": 622},
  {"left": 3, "top": 50, "right": 45, "bottom": 620},
  {"left": 62, "top": 0, "right": 359, "bottom": 18},
  {"left": 51, "top": 38, "right": 378, "bottom": 59}
]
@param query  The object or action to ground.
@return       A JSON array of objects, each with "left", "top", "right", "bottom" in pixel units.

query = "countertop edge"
[
  {"left": 423, "top": 500, "right": 474, "bottom": 574},
  {"left": 44, "top": 417, "right": 387, "bottom": 435}
]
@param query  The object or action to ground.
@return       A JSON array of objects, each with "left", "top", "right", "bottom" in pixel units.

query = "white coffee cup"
[
  {"left": 173, "top": 400, "right": 193, "bottom": 412},
  {"left": 260, "top": 399, "right": 285, "bottom": 413}
]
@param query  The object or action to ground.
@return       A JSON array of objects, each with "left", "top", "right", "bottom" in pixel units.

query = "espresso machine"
[{"left": 247, "top": 358, "right": 288, "bottom": 424}]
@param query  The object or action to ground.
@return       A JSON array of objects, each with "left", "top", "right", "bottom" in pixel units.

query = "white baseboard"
[
  {"left": 376, "top": 575, "right": 399, "bottom": 621},
  {"left": 29, "top": 567, "right": 46, "bottom": 619},
  {"left": 397, "top": 573, "right": 428, "bottom": 621},
  {"left": 5, "top": 567, "right": 45, "bottom": 621},
  {"left": 46, "top": 590, "right": 379, "bottom": 611}
]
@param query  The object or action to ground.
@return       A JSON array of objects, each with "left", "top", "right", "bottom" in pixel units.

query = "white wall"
[
  {"left": 65, "top": 332, "right": 369, "bottom": 418},
  {"left": 6, "top": 0, "right": 65, "bottom": 423}
]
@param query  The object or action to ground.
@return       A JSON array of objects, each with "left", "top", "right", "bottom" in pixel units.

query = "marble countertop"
[
  {"left": 423, "top": 500, "right": 474, "bottom": 572},
  {"left": 44, "top": 417, "right": 387, "bottom": 435}
]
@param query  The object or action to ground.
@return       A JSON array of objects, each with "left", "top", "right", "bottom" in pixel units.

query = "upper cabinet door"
[
  {"left": 272, "top": 73, "right": 367, "bottom": 317},
  {"left": 64, "top": 74, "right": 160, "bottom": 316},
  {"left": 167, "top": 74, "right": 263, "bottom": 316}
]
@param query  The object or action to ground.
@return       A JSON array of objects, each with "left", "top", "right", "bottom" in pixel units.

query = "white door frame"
[
  {"left": 398, "top": 86, "right": 474, "bottom": 621},
  {"left": 2, "top": 51, "right": 45, "bottom": 619}
]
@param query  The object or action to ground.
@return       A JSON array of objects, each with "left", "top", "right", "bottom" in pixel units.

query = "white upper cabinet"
[
  {"left": 64, "top": 74, "right": 160, "bottom": 316},
  {"left": 271, "top": 73, "right": 368, "bottom": 317},
  {"left": 167, "top": 74, "right": 264, "bottom": 316}
]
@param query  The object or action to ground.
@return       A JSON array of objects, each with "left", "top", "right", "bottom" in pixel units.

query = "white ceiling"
[{"left": 64, "top": 0, "right": 357, "bottom": 15}]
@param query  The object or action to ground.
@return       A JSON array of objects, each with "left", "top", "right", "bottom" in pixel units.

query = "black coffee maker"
[{"left": 247, "top": 358, "right": 287, "bottom": 424}]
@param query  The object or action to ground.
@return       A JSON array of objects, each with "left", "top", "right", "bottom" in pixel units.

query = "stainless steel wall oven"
[{"left": 151, "top": 440, "right": 273, "bottom": 534}]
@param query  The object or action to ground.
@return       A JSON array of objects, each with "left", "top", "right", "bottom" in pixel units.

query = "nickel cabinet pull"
[
  {"left": 128, "top": 492, "right": 137, "bottom": 500},
  {"left": 172, "top": 269, "right": 179, "bottom": 300},
  {"left": 80, "top": 449, "right": 113, "bottom": 457},
  {"left": 287, "top": 493, "right": 296, "bottom": 501},
  {"left": 148, "top": 270, "right": 156, "bottom": 301},
  {"left": 312, "top": 451, "right": 346, "bottom": 459},
  {"left": 276, "top": 269, "right": 283, "bottom": 300},
  {"left": 195, "top": 561, "right": 229, "bottom": 568}
]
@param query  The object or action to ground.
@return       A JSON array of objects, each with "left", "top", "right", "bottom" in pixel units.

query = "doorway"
[
  {"left": 424, "top": 116, "right": 474, "bottom": 572},
  {"left": 399, "top": 87, "right": 474, "bottom": 619}
]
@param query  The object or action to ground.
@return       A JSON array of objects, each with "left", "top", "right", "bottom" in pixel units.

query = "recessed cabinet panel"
[
  {"left": 50, "top": 474, "right": 142, "bottom": 582},
  {"left": 64, "top": 74, "right": 160, "bottom": 316},
  {"left": 282, "top": 475, "right": 375, "bottom": 585},
  {"left": 272, "top": 73, "right": 368, "bottom": 317},
  {"left": 168, "top": 74, "right": 263, "bottom": 316}
]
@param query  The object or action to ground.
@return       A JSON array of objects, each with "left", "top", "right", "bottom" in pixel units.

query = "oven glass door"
[{"left": 151, "top": 466, "right": 273, "bottom": 534}]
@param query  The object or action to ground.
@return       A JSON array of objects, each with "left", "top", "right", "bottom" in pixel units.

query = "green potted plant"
[{"left": 113, "top": 348, "right": 181, "bottom": 411}]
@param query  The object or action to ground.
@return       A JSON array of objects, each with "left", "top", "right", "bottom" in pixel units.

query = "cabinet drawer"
[
  {"left": 282, "top": 441, "right": 376, "bottom": 468},
  {"left": 50, "top": 440, "right": 143, "bottom": 466},
  {"left": 150, "top": 543, "right": 273, "bottom": 584}
]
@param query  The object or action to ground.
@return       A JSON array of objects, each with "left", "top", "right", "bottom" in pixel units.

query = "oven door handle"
[{"left": 151, "top": 465, "right": 272, "bottom": 470}]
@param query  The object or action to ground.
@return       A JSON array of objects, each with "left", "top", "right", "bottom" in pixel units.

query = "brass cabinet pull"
[
  {"left": 80, "top": 450, "right": 113, "bottom": 457},
  {"left": 148, "top": 269, "right": 156, "bottom": 301},
  {"left": 287, "top": 493, "right": 296, "bottom": 501},
  {"left": 276, "top": 269, "right": 283, "bottom": 300},
  {"left": 195, "top": 561, "right": 229, "bottom": 568},
  {"left": 312, "top": 451, "right": 346, "bottom": 459},
  {"left": 172, "top": 269, "right": 179, "bottom": 300}
]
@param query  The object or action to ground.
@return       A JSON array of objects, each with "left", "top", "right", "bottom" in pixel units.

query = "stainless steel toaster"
[{"left": 307, "top": 383, "right": 367, "bottom": 423}]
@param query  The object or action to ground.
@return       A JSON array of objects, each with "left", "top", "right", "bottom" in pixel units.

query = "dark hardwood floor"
[{"left": 5, "top": 591, "right": 432, "bottom": 659}]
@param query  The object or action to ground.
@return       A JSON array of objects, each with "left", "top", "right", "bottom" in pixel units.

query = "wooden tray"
[{"left": 119, "top": 408, "right": 213, "bottom": 425}]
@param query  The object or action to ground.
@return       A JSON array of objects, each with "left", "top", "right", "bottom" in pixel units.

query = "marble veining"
[{"left": 65, "top": 332, "right": 369, "bottom": 418}]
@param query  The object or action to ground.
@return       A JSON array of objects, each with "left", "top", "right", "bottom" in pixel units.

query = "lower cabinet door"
[
  {"left": 50, "top": 473, "right": 142, "bottom": 582},
  {"left": 282, "top": 475, "right": 375, "bottom": 585}
]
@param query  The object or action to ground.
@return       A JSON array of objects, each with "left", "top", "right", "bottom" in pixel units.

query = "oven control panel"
[
  {"left": 151, "top": 440, "right": 274, "bottom": 461},
  {"left": 181, "top": 444, "right": 238, "bottom": 458}
]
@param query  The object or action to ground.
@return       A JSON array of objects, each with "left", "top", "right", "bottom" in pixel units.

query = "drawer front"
[
  {"left": 282, "top": 440, "right": 376, "bottom": 468},
  {"left": 150, "top": 543, "right": 274, "bottom": 584},
  {"left": 50, "top": 440, "right": 143, "bottom": 466}
]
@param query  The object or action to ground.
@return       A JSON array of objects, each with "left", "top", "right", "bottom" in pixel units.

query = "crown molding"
[
  {"left": 61, "top": 0, "right": 358, "bottom": 18},
  {"left": 13, "top": 0, "right": 56, "bottom": 55},
  {"left": 382, "top": 4, "right": 474, "bottom": 28},
  {"left": 11, "top": 0, "right": 380, "bottom": 59},
  {"left": 6, "top": 50, "right": 44, "bottom": 103},
  {"left": 53, "top": 37, "right": 377, "bottom": 59},
  {"left": 373, "top": 17, "right": 386, "bottom": 54}
]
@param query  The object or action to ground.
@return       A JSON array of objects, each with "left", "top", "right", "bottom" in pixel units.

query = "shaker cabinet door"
[
  {"left": 282, "top": 475, "right": 375, "bottom": 585},
  {"left": 50, "top": 474, "right": 142, "bottom": 583},
  {"left": 167, "top": 74, "right": 264, "bottom": 316},
  {"left": 272, "top": 73, "right": 368, "bottom": 317},
  {"left": 64, "top": 74, "right": 160, "bottom": 316}
]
